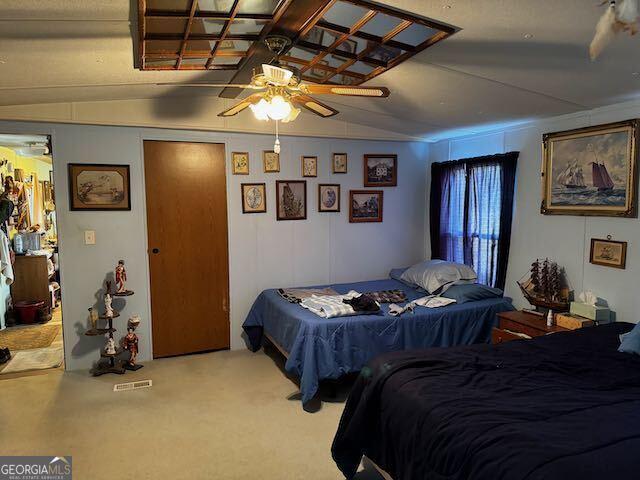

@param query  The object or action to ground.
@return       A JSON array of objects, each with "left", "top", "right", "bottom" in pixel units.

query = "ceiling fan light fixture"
[
  {"left": 250, "top": 98, "right": 270, "bottom": 121},
  {"left": 282, "top": 107, "right": 301, "bottom": 123},
  {"left": 266, "top": 95, "right": 292, "bottom": 121}
]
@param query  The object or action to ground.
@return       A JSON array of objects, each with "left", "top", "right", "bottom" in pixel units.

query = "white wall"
[
  {"left": 429, "top": 100, "right": 640, "bottom": 324},
  {"left": 0, "top": 120, "right": 428, "bottom": 370}
]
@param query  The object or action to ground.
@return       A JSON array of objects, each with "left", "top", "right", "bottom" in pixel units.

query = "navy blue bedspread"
[
  {"left": 332, "top": 322, "right": 640, "bottom": 480},
  {"left": 242, "top": 278, "right": 513, "bottom": 404}
]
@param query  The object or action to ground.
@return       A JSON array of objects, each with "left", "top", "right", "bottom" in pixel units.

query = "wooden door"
[{"left": 144, "top": 141, "right": 229, "bottom": 357}]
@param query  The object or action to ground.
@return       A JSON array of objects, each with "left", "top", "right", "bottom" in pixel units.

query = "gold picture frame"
[
  {"left": 301, "top": 156, "right": 318, "bottom": 177},
  {"left": 590, "top": 238, "right": 627, "bottom": 269},
  {"left": 332, "top": 153, "right": 347, "bottom": 173},
  {"left": 232, "top": 152, "right": 249, "bottom": 175},
  {"left": 263, "top": 150, "right": 280, "bottom": 173},
  {"left": 68, "top": 163, "right": 131, "bottom": 211},
  {"left": 541, "top": 119, "right": 639, "bottom": 217}
]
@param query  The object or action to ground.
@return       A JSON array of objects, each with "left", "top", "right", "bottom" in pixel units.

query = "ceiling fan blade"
[
  {"left": 157, "top": 83, "right": 263, "bottom": 89},
  {"left": 218, "top": 94, "right": 264, "bottom": 117},
  {"left": 299, "top": 84, "right": 390, "bottom": 98},
  {"left": 290, "top": 94, "right": 339, "bottom": 118}
]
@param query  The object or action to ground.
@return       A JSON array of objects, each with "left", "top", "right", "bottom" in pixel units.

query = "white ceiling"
[{"left": 1, "top": 0, "right": 639, "bottom": 141}]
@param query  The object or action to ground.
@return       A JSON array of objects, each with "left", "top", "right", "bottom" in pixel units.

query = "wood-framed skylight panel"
[
  {"left": 287, "top": 0, "right": 456, "bottom": 86},
  {"left": 138, "top": 0, "right": 286, "bottom": 70}
]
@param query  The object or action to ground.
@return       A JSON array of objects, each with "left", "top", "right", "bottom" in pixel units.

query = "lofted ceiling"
[{"left": 0, "top": 0, "right": 639, "bottom": 141}]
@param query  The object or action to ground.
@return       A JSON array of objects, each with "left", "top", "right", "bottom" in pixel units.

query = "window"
[{"left": 430, "top": 152, "right": 518, "bottom": 289}]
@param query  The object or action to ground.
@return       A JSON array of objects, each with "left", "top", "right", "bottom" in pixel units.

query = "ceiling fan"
[{"left": 160, "top": 36, "right": 390, "bottom": 124}]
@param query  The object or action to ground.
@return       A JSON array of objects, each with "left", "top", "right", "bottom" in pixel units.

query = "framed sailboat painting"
[{"left": 541, "top": 119, "right": 639, "bottom": 217}]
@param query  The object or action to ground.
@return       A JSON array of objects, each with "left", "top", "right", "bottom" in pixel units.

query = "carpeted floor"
[
  {"left": 0, "top": 309, "right": 64, "bottom": 375},
  {"left": 0, "top": 348, "right": 383, "bottom": 480},
  {"left": 0, "top": 323, "right": 60, "bottom": 350}
]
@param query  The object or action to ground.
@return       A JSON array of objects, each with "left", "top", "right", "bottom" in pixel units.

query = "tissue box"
[{"left": 570, "top": 302, "right": 610, "bottom": 323}]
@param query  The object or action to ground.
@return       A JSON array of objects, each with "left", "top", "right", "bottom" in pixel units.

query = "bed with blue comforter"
[{"left": 242, "top": 277, "right": 513, "bottom": 404}]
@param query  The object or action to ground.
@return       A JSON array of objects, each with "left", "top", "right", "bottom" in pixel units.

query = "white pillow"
[{"left": 400, "top": 260, "right": 477, "bottom": 294}]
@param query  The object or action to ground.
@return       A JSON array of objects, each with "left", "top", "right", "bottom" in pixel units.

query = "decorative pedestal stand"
[
  {"left": 86, "top": 282, "right": 137, "bottom": 376},
  {"left": 86, "top": 311, "right": 125, "bottom": 376}
]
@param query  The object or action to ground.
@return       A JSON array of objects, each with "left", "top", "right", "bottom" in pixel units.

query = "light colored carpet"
[
  {"left": 0, "top": 346, "right": 63, "bottom": 374},
  {"left": 0, "top": 323, "right": 60, "bottom": 350},
  {"left": 0, "top": 348, "right": 383, "bottom": 480}
]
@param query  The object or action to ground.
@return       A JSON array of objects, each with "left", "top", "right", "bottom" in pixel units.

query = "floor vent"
[{"left": 113, "top": 379, "right": 153, "bottom": 392}]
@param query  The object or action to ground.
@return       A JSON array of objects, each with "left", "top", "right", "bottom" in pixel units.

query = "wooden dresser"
[
  {"left": 492, "top": 310, "right": 569, "bottom": 344},
  {"left": 11, "top": 254, "right": 52, "bottom": 311}
]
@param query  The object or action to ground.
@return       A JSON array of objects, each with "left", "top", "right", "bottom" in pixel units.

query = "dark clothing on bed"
[
  {"left": 332, "top": 322, "right": 640, "bottom": 480},
  {"left": 363, "top": 289, "right": 407, "bottom": 304},
  {"left": 343, "top": 294, "right": 380, "bottom": 313}
]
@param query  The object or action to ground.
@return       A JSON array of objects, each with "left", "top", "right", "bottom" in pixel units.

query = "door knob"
[{"left": 152, "top": 248, "right": 160, "bottom": 254}]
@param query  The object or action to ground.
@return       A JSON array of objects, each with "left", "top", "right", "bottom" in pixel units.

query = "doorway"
[
  {"left": 143, "top": 140, "right": 229, "bottom": 358},
  {"left": 0, "top": 134, "right": 64, "bottom": 377}
]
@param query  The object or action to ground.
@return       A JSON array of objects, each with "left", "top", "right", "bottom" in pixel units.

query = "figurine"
[
  {"left": 115, "top": 260, "right": 127, "bottom": 294},
  {"left": 105, "top": 337, "right": 116, "bottom": 355},
  {"left": 104, "top": 292, "right": 113, "bottom": 318},
  {"left": 88, "top": 307, "right": 99, "bottom": 331},
  {"left": 128, "top": 314, "right": 141, "bottom": 329},
  {"left": 122, "top": 327, "right": 139, "bottom": 367}
]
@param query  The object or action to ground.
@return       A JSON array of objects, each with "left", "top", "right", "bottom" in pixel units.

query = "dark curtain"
[{"left": 430, "top": 152, "right": 518, "bottom": 289}]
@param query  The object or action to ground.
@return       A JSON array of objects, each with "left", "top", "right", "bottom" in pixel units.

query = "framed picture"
[
  {"left": 590, "top": 238, "right": 627, "bottom": 269},
  {"left": 232, "top": 152, "right": 249, "bottom": 175},
  {"left": 364, "top": 154, "right": 397, "bottom": 187},
  {"left": 276, "top": 180, "right": 307, "bottom": 221},
  {"left": 332, "top": 153, "right": 347, "bottom": 173},
  {"left": 318, "top": 184, "right": 340, "bottom": 212},
  {"left": 541, "top": 119, "right": 639, "bottom": 217},
  {"left": 349, "top": 190, "right": 383, "bottom": 223},
  {"left": 68, "top": 163, "right": 131, "bottom": 211},
  {"left": 301, "top": 156, "right": 318, "bottom": 177},
  {"left": 241, "top": 183, "right": 266, "bottom": 214},
  {"left": 263, "top": 150, "right": 280, "bottom": 173}
]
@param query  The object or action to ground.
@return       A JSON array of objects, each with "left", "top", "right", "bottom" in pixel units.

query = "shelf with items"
[{"left": 86, "top": 259, "right": 143, "bottom": 376}]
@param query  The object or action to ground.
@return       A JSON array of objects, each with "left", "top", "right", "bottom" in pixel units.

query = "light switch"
[{"left": 84, "top": 230, "right": 96, "bottom": 245}]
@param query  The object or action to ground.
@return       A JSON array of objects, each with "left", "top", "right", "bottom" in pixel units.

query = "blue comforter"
[{"left": 242, "top": 278, "right": 513, "bottom": 404}]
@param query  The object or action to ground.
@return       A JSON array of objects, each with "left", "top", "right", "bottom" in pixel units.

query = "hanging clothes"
[
  {"left": 0, "top": 231, "right": 13, "bottom": 285},
  {"left": 31, "top": 174, "right": 45, "bottom": 229}
]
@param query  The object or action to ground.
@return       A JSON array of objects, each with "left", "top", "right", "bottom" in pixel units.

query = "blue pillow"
[
  {"left": 441, "top": 283, "right": 503, "bottom": 304},
  {"left": 619, "top": 323, "right": 640, "bottom": 355},
  {"left": 389, "top": 267, "right": 421, "bottom": 289}
]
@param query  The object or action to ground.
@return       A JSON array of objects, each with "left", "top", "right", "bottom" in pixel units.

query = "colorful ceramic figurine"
[
  {"left": 88, "top": 307, "right": 99, "bottom": 331},
  {"left": 105, "top": 337, "right": 116, "bottom": 355},
  {"left": 104, "top": 292, "right": 113, "bottom": 318},
  {"left": 122, "top": 327, "right": 139, "bottom": 367},
  {"left": 115, "top": 260, "right": 127, "bottom": 294}
]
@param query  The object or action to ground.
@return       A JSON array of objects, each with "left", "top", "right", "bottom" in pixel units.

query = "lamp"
[{"left": 249, "top": 98, "right": 269, "bottom": 121}]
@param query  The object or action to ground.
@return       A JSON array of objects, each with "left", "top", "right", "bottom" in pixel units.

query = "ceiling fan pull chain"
[{"left": 274, "top": 120, "right": 281, "bottom": 154}]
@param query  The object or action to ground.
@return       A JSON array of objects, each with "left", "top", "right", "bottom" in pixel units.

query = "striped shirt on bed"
[{"left": 299, "top": 290, "right": 361, "bottom": 318}]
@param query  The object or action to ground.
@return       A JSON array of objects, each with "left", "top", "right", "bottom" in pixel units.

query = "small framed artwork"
[
  {"left": 276, "top": 180, "right": 307, "bottom": 221},
  {"left": 349, "top": 190, "right": 383, "bottom": 223},
  {"left": 332, "top": 153, "right": 347, "bottom": 173},
  {"left": 241, "top": 183, "right": 266, "bottom": 214},
  {"left": 364, "top": 154, "right": 397, "bottom": 187},
  {"left": 318, "top": 184, "right": 340, "bottom": 212},
  {"left": 541, "top": 119, "right": 639, "bottom": 217},
  {"left": 68, "top": 163, "right": 131, "bottom": 211},
  {"left": 301, "top": 156, "right": 318, "bottom": 177},
  {"left": 232, "top": 152, "right": 249, "bottom": 175},
  {"left": 590, "top": 237, "right": 627, "bottom": 269},
  {"left": 263, "top": 150, "right": 280, "bottom": 173}
]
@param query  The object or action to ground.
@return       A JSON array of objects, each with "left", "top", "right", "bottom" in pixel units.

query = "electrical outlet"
[{"left": 84, "top": 230, "right": 96, "bottom": 245}]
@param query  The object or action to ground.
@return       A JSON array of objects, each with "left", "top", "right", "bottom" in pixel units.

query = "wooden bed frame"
[{"left": 264, "top": 332, "right": 289, "bottom": 359}]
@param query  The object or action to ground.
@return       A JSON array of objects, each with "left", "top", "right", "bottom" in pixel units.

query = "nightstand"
[{"left": 492, "top": 310, "right": 569, "bottom": 344}]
